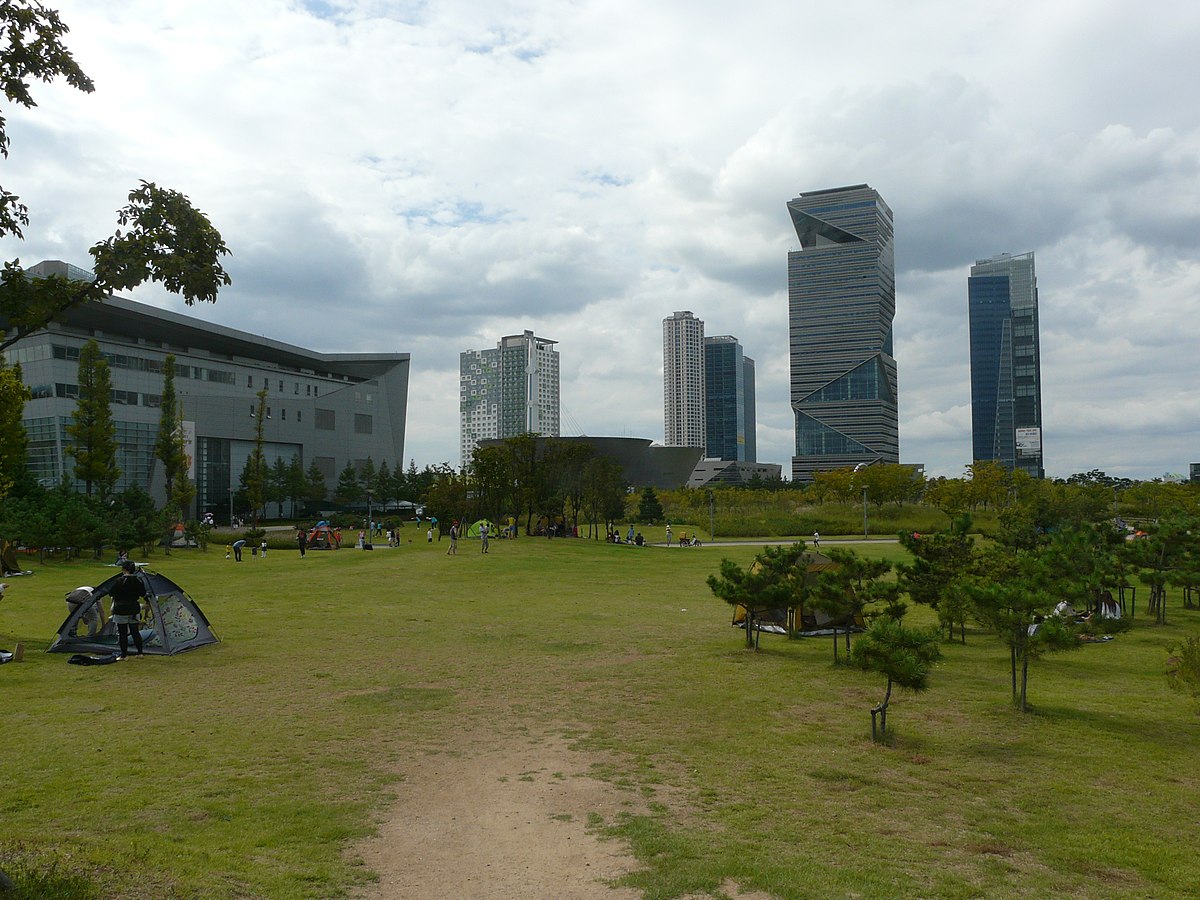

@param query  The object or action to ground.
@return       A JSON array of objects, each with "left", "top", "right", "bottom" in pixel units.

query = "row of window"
[{"left": 51, "top": 345, "right": 237, "bottom": 384}]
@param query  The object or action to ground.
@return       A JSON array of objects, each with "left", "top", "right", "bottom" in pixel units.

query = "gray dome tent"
[{"left": 48, "top": 568, "right": 219, "bottom": 656}]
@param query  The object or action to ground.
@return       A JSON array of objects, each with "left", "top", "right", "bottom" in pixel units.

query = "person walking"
[
  {"left": 297, "top": 528, "right": 308, "bottom": 557},
  {"left": 665, "top": 524, "right": 672, "bottom": 546},
  {"left": 812, "top": 531, "right": 820, "bottom": 549},
  {"left": 447, "top": 520, "right": 458, "bottom": 555},
  {"left": 480, "top": 522, "right": 490, "bottom": 554},
  {"left": 110, "top": 560, "right": 147, "bottom": 659}
]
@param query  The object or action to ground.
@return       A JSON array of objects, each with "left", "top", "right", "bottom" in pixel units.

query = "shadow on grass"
[{"left": 0, "top": 853, "right": 101, "bottom": 899}]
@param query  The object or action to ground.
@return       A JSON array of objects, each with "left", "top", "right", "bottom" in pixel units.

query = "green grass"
[{"left": 1, "top": 537, "right": 1197, "bottom": 898}]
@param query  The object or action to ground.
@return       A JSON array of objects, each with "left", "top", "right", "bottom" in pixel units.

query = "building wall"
[
  {"left": 743, "top": 355, "right": 756, "bottom": 463},
  {"left": 786, "top": 185, "right": 899, "bottom": 482},
  {"left": 704, "top": 335, "right": 746, "bottom": 461},
  {"left": 460, "top": 330, "right": 559, "bottom": 467},
  {"left": 968, "top": 252, "right": 1044, "bottom": 478},
  {"left": 663, "top": 311, "right": 705, "bottom": 448},
  {"left": 5, "top": 266, "right": 409, "bottom": 516}
]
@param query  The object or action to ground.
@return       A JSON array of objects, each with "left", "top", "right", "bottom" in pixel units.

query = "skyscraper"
[
  {"left": 786, "top": 185, "right": 899, "bottom": 482},
  {"left": 460, "top": 330, "right": 559, "bottom": 466},
  {"left": 663, "top": 311, "right": 705, "bottom": 448},
  {"left": 704, "top": 335, "right": 756, "bottom": 462},
  {"left": 968, "top": 252, "right": 1044, "bottom": 478}
]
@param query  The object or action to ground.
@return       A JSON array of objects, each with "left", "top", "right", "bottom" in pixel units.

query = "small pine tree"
[{"left": 851, "top": 617, "right": 942, "bottom": 741}]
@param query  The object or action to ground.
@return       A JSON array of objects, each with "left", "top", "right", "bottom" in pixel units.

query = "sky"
[{"left": 2, "top": 0, "right": 1198, "bottom": 481}]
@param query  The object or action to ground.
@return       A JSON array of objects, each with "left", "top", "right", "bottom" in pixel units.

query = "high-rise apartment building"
[
  {"left": 786, "top": 184, "right": 899, "bottom": 482},
  {"left": 663, "top": 311, "right": 705, "bottom": 448},
  {"left": 460, "top": 330, "right": 559, "bottom": 466},
  {"left": 703, "top": 335, "right": 756, "bottom": 462},
  {"left": 968, "top": 251, "right": 1044, "bottom": 478}
]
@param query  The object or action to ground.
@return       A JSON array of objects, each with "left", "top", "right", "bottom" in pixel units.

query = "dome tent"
[{"left": 48, "top": 568, "right": 219, "bottom": 656}]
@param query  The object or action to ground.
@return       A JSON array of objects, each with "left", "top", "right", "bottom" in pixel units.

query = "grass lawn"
[{"left": 1, "top": 535, "right": 1197, "bottom": 898}]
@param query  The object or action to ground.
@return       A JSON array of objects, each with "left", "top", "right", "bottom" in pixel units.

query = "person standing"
[
  {"left": 812, "top": 531, "right": 820, "bottom": 549},
  {"left": 480, "top": 522, "right": 490, "bottom": 554},
  {"left": 447, "top": 520, "right": 458, "bottom": 555},
  {"left": 232, "top": 539, "right": 245, "bottom": 562},
  {"left": 110, "top": 561, "right": 147, "bottom": 659},
  {"left": 297, "top": 528, "right": 308, "bottom": 557},
  {"left": 665, "top": 524, "right": 672, "bottom": 546}
]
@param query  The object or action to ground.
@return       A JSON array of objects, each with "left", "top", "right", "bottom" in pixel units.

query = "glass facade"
[
  {"left": 968, "top": 252, "right": 1044, "bottom": 478},
  {"left": 703, "top": 336, "right": 755, "bottom": 462},
  {"left": 786, "top": 184, "right": 899, "bottom": 482}
]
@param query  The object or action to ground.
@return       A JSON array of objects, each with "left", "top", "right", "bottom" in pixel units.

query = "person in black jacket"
[{"left": 110, "top": 560, "right": 148, "bottom": 659}]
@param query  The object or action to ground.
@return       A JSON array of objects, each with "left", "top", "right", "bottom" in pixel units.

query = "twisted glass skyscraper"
[{"left": 786, "top": 185, "right": 899, "bottom": 482}]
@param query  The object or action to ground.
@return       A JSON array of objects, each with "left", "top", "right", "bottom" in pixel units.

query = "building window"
[
  {"left": 315, "top": 408, "right": 335, "bottom": 431},
  {"left": 294, "top": 383, "right": 299, "bottom": 394},
  {"left": 354, "top": 413, "right": 373, "bottom": 434},
  {"left": 246, "top": 375, "right": 253, "bottom": 387},
  {"left": 296, "top": 410, "right": 302, "bottom": 423},
  {"left": 278, "top": 380, "right": 283, "bottom": 392},
  {"left": 281, "top": 409, "right": 287, "bottom": 421}
]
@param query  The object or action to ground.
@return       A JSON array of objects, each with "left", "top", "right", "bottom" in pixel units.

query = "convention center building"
[{"left": 3, "top": 261, "right": 410, "bottom": 518}]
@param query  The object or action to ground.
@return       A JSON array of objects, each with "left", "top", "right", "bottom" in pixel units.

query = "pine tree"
[
  {"left": 65, "top": 339, "right": 119, "bottom": 497},
  {"left": 243, "top": 389, "right": 268, "bottom": 525},
  {"left": 0, "top": 361, "right": 30, "bottom": 500}
]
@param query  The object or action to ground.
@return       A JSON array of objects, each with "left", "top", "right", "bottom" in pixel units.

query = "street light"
[
  {"left": 853, "top": 463, "right": 868, "bottom": 538},
  {"left": 707, "top": 489, "right": 715, "bottom": 542},
  {"left": 366, "top": 490, "right": 373, "bottom": 548},
  {"left": 228, "top": 486, "right": 234, "bottom": 527}
]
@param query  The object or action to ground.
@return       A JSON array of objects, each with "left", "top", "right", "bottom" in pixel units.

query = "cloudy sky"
[{"left": 3, "top": 0, "right": 1198, "bottom": 480}]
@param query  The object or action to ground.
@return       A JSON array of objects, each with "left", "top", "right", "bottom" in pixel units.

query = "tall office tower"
[
  {"left": 663, "top": 311, "right": 706, "bottom": 447},
  {"left": 968, "top": 252, "right": 1044, "bottom": 478},
  {"left": 786, "top": 184, "right": 899, "bottom": 482},
  {"left": 704, "top": 335, "right": 757, "bottom": 462},
  {"left": 460, "top": 330, "right": 559, "bottom": 466}
]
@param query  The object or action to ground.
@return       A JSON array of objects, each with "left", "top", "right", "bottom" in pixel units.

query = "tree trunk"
[{"left": 1020, "top": 654, "right": 1029, "bottom": 713}]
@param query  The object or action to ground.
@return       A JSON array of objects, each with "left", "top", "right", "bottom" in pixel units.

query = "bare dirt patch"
[{"left": 350, "top": 733, "right": 645, "bottom": 899}]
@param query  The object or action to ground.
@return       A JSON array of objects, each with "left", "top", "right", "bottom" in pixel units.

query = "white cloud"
[{"left": 3, "top": 0, "right": 1199, "bottom": 479}]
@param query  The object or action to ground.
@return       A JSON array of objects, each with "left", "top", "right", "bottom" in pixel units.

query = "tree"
[
  {"left": 64, "top": 339, "right": 118, "bottom": 497},
  {"left": 708, "top": 544, "right": 810, "bottom": 650},
  {"left": 0, "top": 3, "right": 230, "bottom": 353},
  {"left": 285, "top": 455, "right": 306, "bottom": 517},
  {"left": 0, "top": 360, "right": 29, "bottom": 499},
  {"left": 1121, "top": 514, "right": 1200, "bottom": 625},
  {"left": 1166, "top": 636, "right": 1200, "bottom": 712},
  {"left": 968, "top": 567, "right": 1078, "bottom": 713},
  {"left": 851, "top": 617, "right": 941, "bottom": 741},
  {"left": 268, "top": 456, "right": 289, "bottom": 518},
  {"left": 304, "top": 459, "right": 327, "bottom": 507},
  {"left": 152, "top": 354, "right": 192, "bottom": 526},
  {"left": 810, "top": 548, "right": 905, "bottom": 663},
  {"left": 334, "top": 462, "right": 362, "bottom": 507},
  {"left": 897, "top": 518, "right": 976, "bottom": 642},
  {"left": 241, "top": 389, "right": 268, "bottom": 525},
  {"left": 637, "top": 486, "right": 664, "bottom": 524}
]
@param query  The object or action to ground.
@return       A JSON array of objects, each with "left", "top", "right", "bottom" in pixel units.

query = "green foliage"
[
  {"left": 1166, "top": 636, "right": 1200, "bottom": 711},
  {"left": 706, "top": 543, "right": 810, "bottom": 648},
  {"left": 897, "top": 519, "right": 976, "bottom": 640},
  {"left": 304, "top": 459, "right": 327, "bottom": 506},
  {"left": 63, "top": 339, "right": 118, "bottom": 497},
  {"left": 334, "top": 461, "right": 362, "bottom": 506},
  {"left": 241, "top": 389, "right": 268, "bottom": 523},
  {"left": 0, "top": 359, "right": 29, "bottom": 499},
  {"left": 811, "top": 547, "right": 905, "bottom": 629},
  {"left": 637, "top": 485, "right": 663, "bottom": 523},
  {"left": 0, "top": 8, "right": 229, "bottom": 353},
  {"left": 851, "top": 617, "right": 942, "bottom": 740}
]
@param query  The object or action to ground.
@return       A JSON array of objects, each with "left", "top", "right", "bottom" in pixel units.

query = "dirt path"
[{"left": 351, "top": 733, "right": 645, "bottom": 899}]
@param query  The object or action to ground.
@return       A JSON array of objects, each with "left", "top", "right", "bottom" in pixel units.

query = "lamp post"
[
  {"left": 853, "top": 462, "right": 868, "bottom": 538},
  {"left": 366, "top": 490, "right": 373, "bottom": 547},
  {"left": 228, "top": 486, "right": 233, "bottom": 527},
  {"left": 707, "top": 489, "right": 715, "bottom": 542}
]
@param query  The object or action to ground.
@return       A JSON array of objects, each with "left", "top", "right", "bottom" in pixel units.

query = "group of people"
[
  {"left": 607, "top": 527, "right": 645, "bottom": 546},
  {"left": 446, "top": 520, "right": 491, "bottom": 555}
]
